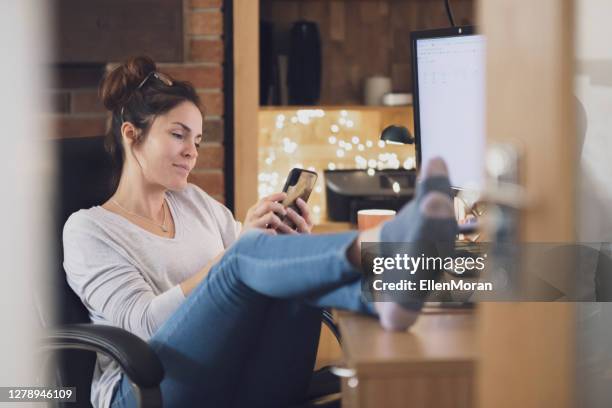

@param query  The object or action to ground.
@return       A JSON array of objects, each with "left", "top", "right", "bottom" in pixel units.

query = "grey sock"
[
  {"left": 380, "top": 216, "right": 457, "bottom": 311},
  {"left": 378, "top": 174, "right": 457, "bottom": 312},
  {"left": 380, "top": 175, "right": 453, "bottom": 242}
]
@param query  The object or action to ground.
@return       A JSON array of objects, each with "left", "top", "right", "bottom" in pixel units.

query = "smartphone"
[{"left": 279, "top": 168, "right": 318, "bottom": 229}]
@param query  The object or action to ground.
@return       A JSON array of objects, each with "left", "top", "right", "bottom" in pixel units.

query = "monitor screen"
[{"left": 412, "top": 27, "right": 486, "bottom": 191}]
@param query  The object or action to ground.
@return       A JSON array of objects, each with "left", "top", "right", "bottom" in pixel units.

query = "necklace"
[{"left": 112, "top": 198, "right": 169, "bottom": 233}]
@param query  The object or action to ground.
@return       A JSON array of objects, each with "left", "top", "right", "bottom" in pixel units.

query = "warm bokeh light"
[{"left": 259, "top": 107, "right": 415, "bottom": 223}]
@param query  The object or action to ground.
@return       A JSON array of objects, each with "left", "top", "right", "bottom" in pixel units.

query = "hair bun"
[{"left": 100, "top": 56, "right": 157, "bottom": 112}]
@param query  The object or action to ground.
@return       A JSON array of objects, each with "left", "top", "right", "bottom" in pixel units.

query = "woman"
[{"left": 63, "top": 56, "right": 457, "bottom": 408}]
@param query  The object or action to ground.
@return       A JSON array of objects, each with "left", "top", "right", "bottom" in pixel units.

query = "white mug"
[{"left": 364, "top": 76, "right": 392, "bottom": 106}]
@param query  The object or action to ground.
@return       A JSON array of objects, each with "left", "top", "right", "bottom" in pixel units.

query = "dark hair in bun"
[{"left": 99, "top": 55, "right": 201, "bottom": 192}]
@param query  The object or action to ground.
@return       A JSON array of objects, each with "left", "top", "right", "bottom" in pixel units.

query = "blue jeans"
[{"left": 111, "top": 231, "right": 374, "bottom": 408}]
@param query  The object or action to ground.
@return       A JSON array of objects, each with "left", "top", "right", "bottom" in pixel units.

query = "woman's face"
[{"left": 129, "top": 101, "right": 203, "bottom": 191}]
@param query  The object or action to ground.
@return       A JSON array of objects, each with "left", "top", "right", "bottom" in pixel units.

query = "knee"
[
  {"left": 216, "top": 230, "right": 267, "bottom": 277},
  {"left": 227, "top": 230, "right": 266, "bottom": 256}
]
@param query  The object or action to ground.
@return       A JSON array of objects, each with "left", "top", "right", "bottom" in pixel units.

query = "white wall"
[
  {"left": 575, "top": 0, "right": 612, "bottom": 242},
  {"left": 0, "top": 1, "right": 52, "bottom": 405},
  {"left": 575, "top": 2, "right": 612, "bottom": 407},
  {"left": 576, "top": 0, "right": 612, "bottom": 60}
]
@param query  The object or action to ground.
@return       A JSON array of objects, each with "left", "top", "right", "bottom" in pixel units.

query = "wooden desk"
[
  {"left": 312, "top": 220, "right": 353, "bottom": 367},
  {"left": 312, "top": 220, "right": 353, "bottom": 234},
  {"left": 336, "top": 309, "right": 477, "bottom": 408}
]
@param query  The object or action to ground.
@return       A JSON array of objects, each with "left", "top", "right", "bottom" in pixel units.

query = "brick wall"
[
  {"left": 49, "top": 65, "right": 108, "bottom": 139},
  {"left": 50, "top": 0, "right": 227, "bottom": 203}
]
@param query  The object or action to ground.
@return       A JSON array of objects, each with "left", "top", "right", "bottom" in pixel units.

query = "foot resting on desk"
[
  {"left": 380, "top": 157, "right": 453, "bottom": 242},
  {"left": 374, "top": 157, "right": 457, "bottom": 331}
]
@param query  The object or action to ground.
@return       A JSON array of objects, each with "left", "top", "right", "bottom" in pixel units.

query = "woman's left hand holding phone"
[
  {"left": 242, "top": 193, "right": 313, "bottom": 235},
  {"left": 285, "top": 198, "right": 313, "bottom": 234}
]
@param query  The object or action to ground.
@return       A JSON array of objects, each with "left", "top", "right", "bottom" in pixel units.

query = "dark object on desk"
[
  {"left": 325, "top": 169, "right": 415, "bottom": 224},
  {"left": 260, "top": 20, "right": 281, "bottom": 105},
  {"left": 37, "top": 136, "right": 342, "bottom": 408},
  {"left": 380, "top": 125, "right": 415, "bottom": 145},
  {"left": 288, "top": 20, "right": 321, "bottom": 105},
  {"left": 424, "top": 301, "right": 475, "bottom": 309}
]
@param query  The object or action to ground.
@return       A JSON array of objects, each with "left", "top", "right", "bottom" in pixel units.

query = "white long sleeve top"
[{"left": 62, "top": 184, "right": 241, "bottom": 408}]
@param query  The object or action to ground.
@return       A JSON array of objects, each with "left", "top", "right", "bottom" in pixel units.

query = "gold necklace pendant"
[
  {"left": 159, "top": 200, "right": 168, "bottom": 232},
  {"left": 113, "top": 198, "right": 169, "bottom": 233}
]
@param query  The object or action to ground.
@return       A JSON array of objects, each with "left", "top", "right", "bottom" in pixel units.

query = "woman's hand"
[
  {"left": 242, "top": 194, "right": 314, "bottom": 235},
  {"left": 243, "top": 193, "right": 293, "bottom": 235},
  {"left": 283, "top": 198, "right": 314, "bottom": 234}
]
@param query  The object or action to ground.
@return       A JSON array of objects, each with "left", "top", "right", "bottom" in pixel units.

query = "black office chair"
[{"left": 37, "top": 135, "right": 341, "bottom": 408}]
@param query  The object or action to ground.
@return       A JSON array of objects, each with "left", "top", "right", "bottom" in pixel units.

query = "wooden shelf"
[{"left": 259, "top": 105, "right": 412, "bottom": 111}]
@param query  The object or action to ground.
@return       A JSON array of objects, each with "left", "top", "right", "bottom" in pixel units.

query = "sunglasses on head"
[
  {"left": 136, "top": 71, "right": 173, "bottom": 89},
  {"left": 121, "top": 71, "right": 174, "bottom": 122}
]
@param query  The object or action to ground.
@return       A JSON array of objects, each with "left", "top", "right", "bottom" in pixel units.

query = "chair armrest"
[
  {"left": 322, "top": 310, "right": 341, "bottom": 344},
  {"left": 40, "top": 324, "right": 164, "bottom": 388}
]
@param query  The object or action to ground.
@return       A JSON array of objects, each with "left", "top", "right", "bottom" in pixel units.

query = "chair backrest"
[
  {"left": 42, "top": 135, "right": 115, "bottom": 326},
  {"left": 39, "top": 135, "right": 114, "bottom": 408}
]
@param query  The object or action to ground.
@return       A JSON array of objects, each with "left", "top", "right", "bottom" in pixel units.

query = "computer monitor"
[{"left": 411, "top": 26, "right": 486, "bottom": 191}]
